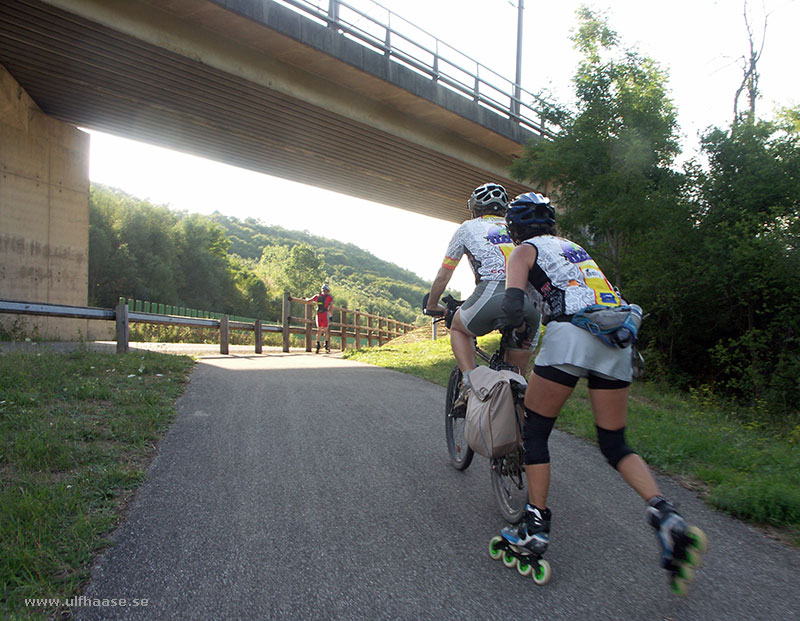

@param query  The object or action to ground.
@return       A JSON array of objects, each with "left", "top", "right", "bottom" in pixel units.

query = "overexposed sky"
[{"left": 88, "top": 0, "right": 799, "bottom": 297}]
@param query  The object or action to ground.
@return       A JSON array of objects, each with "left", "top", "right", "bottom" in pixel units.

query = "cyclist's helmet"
[
  {"left": 467, "top": 183, "right": 509, "bottom": 216},
  {"left": 321, "top": 284, "right": 330, "bottom": 292},
  {"left": 505, "top": 192, "right": 555, "bottom": 243}
]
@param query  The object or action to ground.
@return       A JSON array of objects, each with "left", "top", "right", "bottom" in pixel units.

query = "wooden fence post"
[
  {"left": 367, "top": 315, "right": 374, "bottom": 347},
  {"left": 220, "top": 315, "right": 229, "bottom": 355},
  {"left": 354, "top": 310, "right": 361, "bottom": 349},
  {"left": 378, "top": 318, "right": 384, "bottom": 346},
  {"left": 115, "top": 298, "right": 129, "bottom": 354},
  {"left": 340, "top": 308, "right": 347, "bottom": 351},
  {"left": 255, "top": 319, "right": 263, "bottom": 354},
  {"left": 282, "top": 292, "right": 291, "bottom": 352},
  {"left": 305, "top": 302, "right": 313, "bottom": 352}
]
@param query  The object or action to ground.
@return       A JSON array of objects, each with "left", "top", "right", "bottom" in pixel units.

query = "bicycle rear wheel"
[
  {"left": 490, "top": 445, "right": 528, "bottom": 523},
  {"left": 445, "top": 365, "right": 474, "bottom": 470}
]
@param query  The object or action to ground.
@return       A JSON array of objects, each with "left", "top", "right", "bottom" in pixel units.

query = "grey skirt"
[{"left": 534, "top": 321, "right": 633, "bottom": 382}]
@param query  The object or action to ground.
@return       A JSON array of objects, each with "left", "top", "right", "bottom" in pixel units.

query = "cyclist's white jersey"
[
  {"left": 442, "top": 216, "right": 514, "bottom": 283},
  {"left": 522, "top": 235, "right": 621, "bottom": 321}
]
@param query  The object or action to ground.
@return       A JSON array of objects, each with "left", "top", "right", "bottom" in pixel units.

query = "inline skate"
[
  {"left": 647, "top": 496, "right": 709, "bottom": 595},
  {"left": 489, "top": 505, "right": 552, "bottom": 585}
]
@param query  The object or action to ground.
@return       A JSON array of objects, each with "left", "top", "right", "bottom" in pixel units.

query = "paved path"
[{"left": 77, "top": 351, "right": 799, "bottom": 620}]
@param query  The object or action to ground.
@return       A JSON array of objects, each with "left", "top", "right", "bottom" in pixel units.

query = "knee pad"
[
  {"left": 596, "top": 425, "right": 636, "bottom": 469},
  {"left": 523, "top": 408, "right": 556, "bottom": 465}
]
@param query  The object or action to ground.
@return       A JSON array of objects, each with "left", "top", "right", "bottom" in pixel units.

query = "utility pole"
[{"left": 513, "top": 0, "right": 524, "bottom": 118}]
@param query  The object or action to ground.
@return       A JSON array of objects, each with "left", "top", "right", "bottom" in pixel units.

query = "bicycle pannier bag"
[{"left": 465, "top": 366, "right": 526, "bottom": 458}]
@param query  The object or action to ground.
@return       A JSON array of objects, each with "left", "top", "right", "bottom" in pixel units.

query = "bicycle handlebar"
[{"left": 422, "top": 293, "right": 463, "bottom": 328}]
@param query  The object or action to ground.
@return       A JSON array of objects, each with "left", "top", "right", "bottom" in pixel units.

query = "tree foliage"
[
  {"left": 511, "top": 7, "right": 681, "bottom": 289},
  {"left": 510, "top": 8, "right": 800, "bottom": 415}
]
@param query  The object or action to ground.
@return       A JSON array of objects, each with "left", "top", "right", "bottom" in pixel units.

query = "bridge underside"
[{"left": 0, "top": 0, "right": 538, "bottom": 224}]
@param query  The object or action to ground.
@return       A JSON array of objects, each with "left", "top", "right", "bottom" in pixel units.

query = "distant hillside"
[
  {"left": 88, "top": 184, "right": 447, "bottom": 325},
  {"left": 208, "top": 213, "right": 440, "bottom": 324}
]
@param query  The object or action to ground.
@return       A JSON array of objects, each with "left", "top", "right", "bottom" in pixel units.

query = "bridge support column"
[{"left": 0, "top": 64, "right": 92, "bottom": 340}]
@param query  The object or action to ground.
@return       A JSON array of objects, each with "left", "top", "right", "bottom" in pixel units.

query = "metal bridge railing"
[{"left": 274, "top": 0, "right": 556, "bottom": 137}]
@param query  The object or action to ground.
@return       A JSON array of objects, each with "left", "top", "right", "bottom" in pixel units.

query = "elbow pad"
[{"left": 501, "top": 287, "right": 526, "bottom": 327}]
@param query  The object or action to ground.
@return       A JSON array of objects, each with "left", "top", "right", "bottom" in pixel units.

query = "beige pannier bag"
[{"left": 464, "top": 365, "right": 526, "bottom": 458}]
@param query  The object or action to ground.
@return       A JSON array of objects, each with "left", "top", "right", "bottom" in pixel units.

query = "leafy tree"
[{"left": 510, "top": 6, "right": 681, "bottom": 289}]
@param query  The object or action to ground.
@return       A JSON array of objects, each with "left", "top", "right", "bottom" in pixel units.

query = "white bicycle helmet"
[{"left": 467, "top": 183, "right": 509, "bottom": 215}]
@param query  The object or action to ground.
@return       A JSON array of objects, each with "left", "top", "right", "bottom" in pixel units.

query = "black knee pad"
[
  {"left": 523, "top": 408, "right": 556, "bottom": 465},
  {"left": 596, "top": 425, "right": 636, "bottom": 469}
]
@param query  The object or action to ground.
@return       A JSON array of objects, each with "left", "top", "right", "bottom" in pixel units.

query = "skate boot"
[
  {"left": 325, "top": 341, "right": 330, "bottom": 353},
  {"left": 647, "top": 496, "right": 709, "bottom": 595},
  {"left": 315, "top": 341, "right": 321, "bottom": 354},
  {"left": 489, "top": 505, "right": 552, "bottom": 585}
]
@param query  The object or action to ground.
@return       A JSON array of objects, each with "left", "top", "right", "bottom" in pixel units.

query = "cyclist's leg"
[
  {"left": 449, "top": 309, "right": 478, "bottom": 373},
  {"left": 588, "top": 380, "right": 661, "bottom": 501}
]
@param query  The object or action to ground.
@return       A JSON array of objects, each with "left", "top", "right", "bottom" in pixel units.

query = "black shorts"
[{"left": 534, "top": 364, "right": 631, "bottom": 390}]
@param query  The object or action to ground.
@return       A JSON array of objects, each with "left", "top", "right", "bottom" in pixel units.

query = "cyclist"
[
  {"left": 498, "top": 191, "right": 706, "bottom": 588},
  {"left": 307, "top": 284, "right": 333, "bottom": 353},
  {"left": 426, "top": 183, "right": 541, "bottom": 403}
]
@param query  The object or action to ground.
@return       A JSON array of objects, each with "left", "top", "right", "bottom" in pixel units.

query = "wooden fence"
[
  {"left": 0, "top": 294, "right": 417, "bottom": 355},
  {"left": 282, "top": 293, "right": 414, "bottom": 352}
]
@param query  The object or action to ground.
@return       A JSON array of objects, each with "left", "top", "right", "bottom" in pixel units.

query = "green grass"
[
  {"left": 0, "top": 349, "right": 195, "bottom": 620},
  {"left": 344, "top": 334, "right": 800, "bottom": 545}
]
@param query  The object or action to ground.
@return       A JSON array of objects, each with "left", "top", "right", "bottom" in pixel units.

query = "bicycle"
[{"left": 423, "top": 294, "right": 529, "bottom": 523}]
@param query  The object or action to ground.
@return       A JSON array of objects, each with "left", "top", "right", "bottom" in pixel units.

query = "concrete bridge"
[{"left": 0, "top": 0, "right": 550, "bottom": 337}]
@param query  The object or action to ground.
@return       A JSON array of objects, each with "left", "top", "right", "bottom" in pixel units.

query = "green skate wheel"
[
  {"left": 685, "top": 547, "right": 703, "bottom": 568},
  {"left": 489, "top": 536, "right": 504, "bottom": 560},
  {"left": 502, "top": 549, "right": 518, "bottom": 569},
  {"left": 532, "top": 559, "right": 551, "bottom": 585},
  {"left": 670, "top": 575, "right": 689, "bottom": 596},
  {"left": 676, "top": 564, "right": 695, "bottom": 583},
  {"left": 687, "top": 526, "right": 709, "bottom": 554},
  {"left": 516, "top": 557, "right": 533, "bottom": 577}
]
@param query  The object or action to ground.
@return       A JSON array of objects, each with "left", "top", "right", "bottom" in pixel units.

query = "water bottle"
[{"left": 614, "top": 304, "right": 642, "bottom": 347}]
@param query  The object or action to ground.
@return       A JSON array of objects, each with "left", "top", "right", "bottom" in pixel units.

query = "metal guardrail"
[
  {"left": 0, "top": 298, "right": 280, "bottom": 355},
  {"left": 274, "top": 0, "right": 556, "bottom": 137},
  {"left": 0, "top": 296, "right": 415, "bottom": 355}
]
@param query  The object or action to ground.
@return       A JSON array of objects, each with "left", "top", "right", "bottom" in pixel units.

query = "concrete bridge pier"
[{"left": 0, "top": 64, "right": 93, "bottom": 340}]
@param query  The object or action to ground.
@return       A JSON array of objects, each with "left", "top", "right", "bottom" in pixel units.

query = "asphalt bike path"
[{"left": 77, "top": 351, "right": 800, "bottom": 620}]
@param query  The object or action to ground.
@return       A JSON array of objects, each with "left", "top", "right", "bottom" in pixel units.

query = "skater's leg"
[
  {"left": 589, "top": 386, "right": 661, "bottom": 502},
  {"left": 523, "top": 369, "right": 574, "bottom": 509}
]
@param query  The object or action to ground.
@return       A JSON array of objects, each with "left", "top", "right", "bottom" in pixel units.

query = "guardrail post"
[
  {"left": 282, "top": 292, "right": 291, "bottom": 353},
  {"left": 305, "top": 302, "right": 313, "bottom": 352},
  {"left": 115, "top": 298, "right": 129, "bottom": 354},
  {"left": 255, "top": 319, "right": 263, "bottom": 354},
  {"left": 327, "top": 0, "right": 339, "bottom": 27},
  {"left": 220, "top": 315, "right": 229, "bottom": 355}
]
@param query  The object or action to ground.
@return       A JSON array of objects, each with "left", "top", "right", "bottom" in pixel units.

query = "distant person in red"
[{"left": 307, "top": 284, "right": 333, "bottom": 353}]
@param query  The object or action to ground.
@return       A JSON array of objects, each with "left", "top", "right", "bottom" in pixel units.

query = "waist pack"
[
  {"left": 465, "top": 366, "right": 526, "bottom": 458},
  {"left": 571, "top": 303, "right": 643, "bottom": 348}
]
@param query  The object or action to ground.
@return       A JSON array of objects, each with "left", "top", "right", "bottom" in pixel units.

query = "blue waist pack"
[{"left": 571, "top": 304, "right": 643, "bottom": 348}]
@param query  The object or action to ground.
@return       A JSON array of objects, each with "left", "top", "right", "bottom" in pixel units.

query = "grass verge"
[
  {"left": 0, "top": 349, "right": 195, "bottom": 620},
  {"left": 344, "top": 333, "right": 800, "bottom": 546}
]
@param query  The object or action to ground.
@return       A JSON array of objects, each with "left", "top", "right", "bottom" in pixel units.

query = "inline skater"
[
  {"left": 496, "top": 191, "right": 707, "bottom": 593},
  {"left": 307, "top": 284, "right": 333, "bottom": 353},
  {"left": 425, "top": 183, "right": 541, "bottom": 408}
]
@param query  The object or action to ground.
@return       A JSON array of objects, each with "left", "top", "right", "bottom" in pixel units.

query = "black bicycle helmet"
[
  {"left": 505, "top": 192, "right": 555, "bottom": 243},
  {"left": 467, "top": 183, "right": 509, "bottom": 215}
]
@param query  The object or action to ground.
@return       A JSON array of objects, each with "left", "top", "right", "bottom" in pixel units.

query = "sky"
[{"left": 88, "top": 0, "right": 800, "bottom": 298}]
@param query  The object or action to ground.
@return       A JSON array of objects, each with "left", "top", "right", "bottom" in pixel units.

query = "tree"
[{"left": 510, "top": 7, "right": 681, "bottom": 290}]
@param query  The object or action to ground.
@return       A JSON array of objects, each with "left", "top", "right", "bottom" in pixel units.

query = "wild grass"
[
  {"left": 0, "top": 349, "right": 195, "bottom": 620},
  {"left": 344, "top": 333, "right": 800, "bottom": 545}
]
